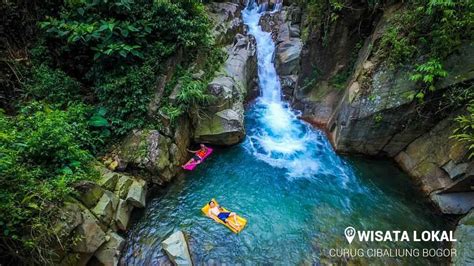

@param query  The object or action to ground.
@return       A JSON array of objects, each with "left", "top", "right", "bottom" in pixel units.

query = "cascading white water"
[
  {"left": 122, "top": 3, "right": 448, "bottom": 265},
  {"left": 242, "top": 1, "right": 353, "bottom": 183}
]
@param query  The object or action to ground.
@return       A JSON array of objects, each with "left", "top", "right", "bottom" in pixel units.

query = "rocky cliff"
[
  {"left": 52, "top": 3, "right": 259, "bottom": 265},
  {"left": 279, "top": 1, "right": 473, "bottom": 263},
  {"left": 193, "top": 33, "right": 257, "bottom": 145},
  {"left": 276, "top": 1, "right": 473, "bottom": 214},
  {"left": 54, "top": 167, "right": 146, "bottom": 265},
  {"left": 193, "top": 2, "right": 257, "bottom": 145},
  {"left": 52, "top": 108, "right": 190, "bottom": 266}
]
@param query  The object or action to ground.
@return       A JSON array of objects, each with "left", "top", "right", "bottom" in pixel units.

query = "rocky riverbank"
[
  {"left": 51, "top": 2, "right": 256, "bottom": 265},
  {"left": 55, "top": 1, "right": 472, "bottom": 265},
  {"left": 257, "top": 1, "right": 472, "bottom": 264}
]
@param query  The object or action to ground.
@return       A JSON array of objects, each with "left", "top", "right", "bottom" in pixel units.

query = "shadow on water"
[{"left": 122, "top": 1, "right": 451, "bottom": 265}]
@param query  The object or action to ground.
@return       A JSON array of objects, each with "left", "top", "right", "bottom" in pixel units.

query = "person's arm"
[{"left": 187, "top": 148, "right": 198, "bottom": 153}]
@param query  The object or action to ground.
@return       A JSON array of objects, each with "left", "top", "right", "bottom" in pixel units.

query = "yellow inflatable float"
[{"left": 201, "top": 199, "right": 247, "bottom": 233}]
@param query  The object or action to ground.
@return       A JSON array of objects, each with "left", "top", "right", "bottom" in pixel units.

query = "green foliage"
[
  {"left": 25, "top": 64, "right": 83, "bottom": 106},
  {"left": 95, "top": 63, "right": 154, "bottom": 136},
  {"left": 88, "top": 106, "right": 112, "bottom": 141},
  {"left": 161, "top": 70, "right": 216, "bottom": 123},
  {"left": 452, "top": 101, "right": 474, "bottom": 159},
  {"left": 379, "top": 26, "right": 417, "bottom": 65},
  {"left": 1, "top": 0, "right": 217, "bottom": 263},
  {"left": 408, "top": 58, "right": 448, "bottom": 100},
  {"left": 0, "top": 102, "right": 99, "bottom": 264},
  {"left": 177, "top": 73, "right": 215, "bottom": 106},
  {"left": 377, "top": 0, "right": 473, "bottom": 66},
  {"left": 160, "top": 47, "right": 225, "bottom": 123},
  {"left": 39, "top": 0, "right": 213, "bottom": 78},
  {"left": 160, "top": 105, "right": 185, "bottom": 122},
  {"left": 34, "top": 0, "right": 214, "bottom": 135}
]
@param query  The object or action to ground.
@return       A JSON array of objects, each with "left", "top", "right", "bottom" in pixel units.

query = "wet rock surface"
[
  {"left": 453, "top": 210, "right": 474, "bottom": 265},
  {"left": 162, "top": 231, "right": 193, "bottom": 266},
  {"left": 193, "top": 34, "right": 257, "bottom": 145}
]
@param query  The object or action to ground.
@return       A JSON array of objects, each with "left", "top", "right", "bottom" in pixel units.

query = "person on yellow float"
[{"left": 207, "top": 200, "right": 241, "bottom": 231}]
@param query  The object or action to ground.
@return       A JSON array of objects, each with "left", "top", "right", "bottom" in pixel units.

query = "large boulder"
[
  {"left": 74, "top": 181, "right": 106, "bottom": 209},
  {"left": 52, "top": 201, "right": 84, "bottom": 262},
  {"left": 126, "top": 178, "right": 147, "bottom": 208},
  {"left": 94, "top": 231, "right": 125, "bottom": 266},
  {"left": 395, "top": 113, "right": 468, "bottom": 194},
  {"left": 430, "top": 192, "right": 474, "bottom": 215},
  {"left": 116, "top": 130, "right": 175, "bottom": 183},
  {"left": 117, "top": 129, "right": 170, "bottom": 170},
  {"left": 207, "top": 2, "right": 243, "bottom": 45},
  {"left": 53, "top": 201, "right": 83, "bottom": 244},
  {"left": 96, "top": 167, "right": 119, "bottom": 191},
  {"left": 114, "top": 174, "right": 134, "bottom": 199},
  {"left": 328, "top": 40, "right": 474, "bottom": 156},
  {"left": 193, "top": 34, "right": 256, "bottom": 145},
  {"left": 452, "top": 210, "right": 474, "bottom": 265},
  {"left": 91, "top": 190, "right": 120, "bottom": 227},
  {"left": 71, "top": 209, "right": 107, "bottom": 254},
  {"left": 162, "top": 231, "right": 193, "bottom": 266},
  {"left": 275, "top": 38, "right": 302, "bottom": 76},
  {"left": 171, "top": 115, "right": 192, "bottom": 165},
  {"left": 194, "top": 102, "right": 245, "bottom": 145},
  {"left": 115, "top": 199, "right": 133, "bottom": 231}
]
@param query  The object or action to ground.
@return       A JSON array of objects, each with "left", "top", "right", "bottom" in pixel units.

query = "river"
[{"left": 121, "top": 2, "right": 448, "bottom": 265}]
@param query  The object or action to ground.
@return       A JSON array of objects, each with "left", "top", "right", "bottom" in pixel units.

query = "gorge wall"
[
  {"left": 270, "top": 1, "right": 473, "bottom": 264},
  {"left": 284, "top": 1, "right": 474, "bottom": 217},
  {"left": 55, "top": 1, "right": 472, "bottom": 265}
]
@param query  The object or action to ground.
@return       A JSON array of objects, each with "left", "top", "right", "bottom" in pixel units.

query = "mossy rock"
[
  {"left": 97, "top": 171, "right": 119, "bottom": 191},
  {"left": 74, "top": 181, "right": 106, "bottom": 209},
  {"left": 459, "top": 209, "right": 474, "bottom": 226},
  {"left": 114, "top": 175, "right": 134, "bottom": 199}
]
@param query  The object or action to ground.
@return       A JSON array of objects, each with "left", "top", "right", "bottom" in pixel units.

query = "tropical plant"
[
  {"left": 452, "top": 101, "right": 474, "bottom": 159},
  {"left": 39, "top": 0, "right": 213, "bottom": 79},
  {"left": 408, "top": 58, "right": 448, "bottom": 100},
  {"left": 378, "top": 0, "right": 473, "bottom": 66},
  {"left": 25, "top": 64, "right": 83, "bottom": 106},
  {"left": 0, "top": 102, "right": 99, "bottom": 264}
]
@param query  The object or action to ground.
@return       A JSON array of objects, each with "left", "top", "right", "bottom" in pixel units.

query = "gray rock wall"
[
  {"left": 193, "top": 34, "right": 256, "bottom": 145},
  {"left": 453, "top": 210, "right": 474, "bottom": 265},
  {"left": 193, "top": 2, "right": 257, "bottom": 146},
  {"left": 56, "top": 167, "right": 147, "bottom": 265}
]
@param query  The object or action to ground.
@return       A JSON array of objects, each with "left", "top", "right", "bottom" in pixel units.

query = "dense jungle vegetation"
[{"left": 0, "top": 0, "right": 221, "bottom": 264}]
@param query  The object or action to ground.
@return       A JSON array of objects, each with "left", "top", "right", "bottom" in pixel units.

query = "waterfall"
[
  {"left": 273, "top": 0, "right": 283, "bottom": 12},
  {"left": 242, "top": 1, "right": 355, "bottom": 186}
]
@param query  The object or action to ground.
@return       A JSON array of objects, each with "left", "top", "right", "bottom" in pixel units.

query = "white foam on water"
[{"left": 242, "top": 1, "right": 361, "bottom": 189}]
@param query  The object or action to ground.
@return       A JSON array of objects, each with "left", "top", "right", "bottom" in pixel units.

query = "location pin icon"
[{"left": 345, "top": 227, "right": 356, "bottom": 244}]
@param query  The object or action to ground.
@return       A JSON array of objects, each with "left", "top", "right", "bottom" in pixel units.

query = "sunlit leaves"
[
  {"left": 40, "top": 0, "right": 213, "bottom": 66},
  {"left": 452, "top": 101, "right": 474, "bottom": 158}
]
